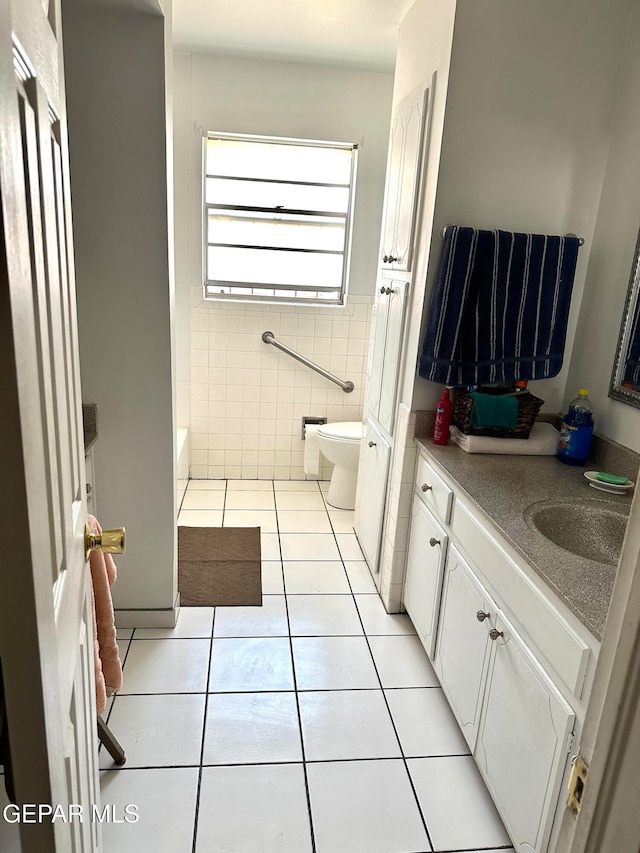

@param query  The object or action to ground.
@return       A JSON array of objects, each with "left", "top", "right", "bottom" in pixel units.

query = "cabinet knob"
[
  {"left": 382, "top": 254, "right": 398, "bottom": 263},
  {"left": 429, "top": 537, "right": 440, "bottom": 547},
  {"left": 368, "top": 441, "right": 377, "bottom": 447},
  {"left": 476, "top": 610, "right": 490, "bottom": 622},
  {"left": 421, "top": 484, "right": 432, "bottom": 492},
  {"left": 489, "top": 628, "right": 504, "bottom": 641},
  {"left": 86, "top": 483, "right": 92, "bottom": 495},
  {"left": 379, "top": 286, "right": 395, "bottom": 295}
]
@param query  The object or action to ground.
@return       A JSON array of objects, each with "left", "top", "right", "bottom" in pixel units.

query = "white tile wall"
[{"left": 189, "top": 293, "right": 372, "bottom": 480}]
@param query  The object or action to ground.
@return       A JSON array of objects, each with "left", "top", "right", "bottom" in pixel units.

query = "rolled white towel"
[{"left": 450, "top": 421, "right": 559, "bottom": 455}]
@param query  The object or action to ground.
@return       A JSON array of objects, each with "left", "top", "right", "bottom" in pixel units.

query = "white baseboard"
[{"left": 115, "top": 592, "right": 180, "bottom": 629}]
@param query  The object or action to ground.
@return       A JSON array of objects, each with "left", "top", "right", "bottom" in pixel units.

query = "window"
[{"left": 203, "top": 132, "right": 358, "bottom": 305}]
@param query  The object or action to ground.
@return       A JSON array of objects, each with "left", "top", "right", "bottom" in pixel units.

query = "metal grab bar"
[{"left": 261, "top": 331, "right": 354, "bottom": 393}]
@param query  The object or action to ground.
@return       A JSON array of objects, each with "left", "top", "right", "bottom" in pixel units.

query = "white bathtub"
[{"left": 176, "top": 427, "right": 189, "bottom": 513}]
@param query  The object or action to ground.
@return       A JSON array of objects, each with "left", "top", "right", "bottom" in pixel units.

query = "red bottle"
[{"left": 433, "top": 387, "right": 452, "bottom": 445}]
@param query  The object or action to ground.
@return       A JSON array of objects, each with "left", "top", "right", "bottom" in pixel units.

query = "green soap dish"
[{"left": 584, "top": 471, "right": 634, "bottom": 493}]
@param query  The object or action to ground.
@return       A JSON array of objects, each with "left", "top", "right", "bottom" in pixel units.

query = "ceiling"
[{"left": 172, "top": 0, "right": 413, "bottom": 73}]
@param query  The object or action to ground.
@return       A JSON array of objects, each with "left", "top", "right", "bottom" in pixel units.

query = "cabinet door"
[
  {"left": 403, "top": 496, "right": 448, "bottom": 658},
  {"left": 354, "top": 420, "right": 391, "bottom": 573},
  {"left": 476, "top": 613, "right": 575, "bottom": 853},
  {"left": 380, "top": 85, "right": 429, "bottom": 272},
  {"left": 366, "top": 283, "right": 390, "bottom": 422},
  {"left": 378, "top": 280, "right": 407, "bottom": 434},
  {"left": 393, "top": 88, "right": 429, "bottom": 271},
  {"left": 434, "top": 546, "right": 494, "bottom": 751},
  {"left": 379, "top": 111, "right": 403, "bottom": 266}
]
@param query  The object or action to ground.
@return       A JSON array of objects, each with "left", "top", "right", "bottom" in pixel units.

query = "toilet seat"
[{"left": 316, "top": 421, "right": 363, "bottom": 443}]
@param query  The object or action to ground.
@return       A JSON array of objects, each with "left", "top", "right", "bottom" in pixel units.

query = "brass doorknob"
[{"left": 85, "top": 525, "right": 126, "bottom": 560}]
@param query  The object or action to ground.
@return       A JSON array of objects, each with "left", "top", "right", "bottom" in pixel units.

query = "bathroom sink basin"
[{"left": 524, "top": 498, "right": 630, "bottom": 566}]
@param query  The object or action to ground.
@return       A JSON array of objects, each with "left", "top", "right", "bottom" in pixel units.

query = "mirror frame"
[{"left": 609, "top": 226, "right": 640, "bottom": 410}]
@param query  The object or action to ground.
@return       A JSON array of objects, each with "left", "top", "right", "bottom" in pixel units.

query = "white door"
[
  {"left": 476, "top": 612, "right": 575, "bottom": 853},
  {"left": 0, "top": 0, "right": 101, "bottom": 850},
  {"left": 354, "top": 421, "right": 391, "bottom": 573},
  {"left": 403, "top": 497, "right": 448, "bottom": 659},
  {"left": 377, "top": 280, "right": 407, "bottom": 434},
  {"left": 434, "top": 546, "right": 494, "bottom": 751}
]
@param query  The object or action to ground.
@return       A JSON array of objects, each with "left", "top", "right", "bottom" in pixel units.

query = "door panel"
[
  {"left": 394, "top": 89, "right": 428, "bottom": 271},
  {"left": 403, "top": 497, "right": 448, "bottom": 658},
  {"left": 19, "top": 76, "right": 65, "bottom": 577},
  {"left": 434, "top": 546, "right": 494, "bottom": 751},
  {"left": 380, "top": 112, "right": 403, "bottom": 265},
  {"left": 355, "top": 420, "right": 391, "bottom": 573},
  {"left": 366, "top": 282, "right": 390, "bottom": 421},
  {"left": 378, "top": 280, "right": 407, "bottom": 433},
  {"left": 476, "top": 613, "right": 575, "bottom": 853}
]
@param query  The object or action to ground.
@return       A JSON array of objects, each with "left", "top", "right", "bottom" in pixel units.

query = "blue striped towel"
[{"left": 419, "top": 227, "right": 580, "bottom": 386}]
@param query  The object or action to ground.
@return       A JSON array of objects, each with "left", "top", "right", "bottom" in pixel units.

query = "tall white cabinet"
[{"left": 356, "top": 81, "right": 431, "bottom": 577}]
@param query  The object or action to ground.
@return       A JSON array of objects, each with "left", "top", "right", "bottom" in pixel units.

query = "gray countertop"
[{"left": 416, "top": 438, "right": 634, "bottom": 641}]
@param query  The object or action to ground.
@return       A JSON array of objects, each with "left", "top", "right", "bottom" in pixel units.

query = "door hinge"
[
  {"left": 567, "top": 754, "right": 588, "bottom": 817},
  {"left": 566, "top": 731, "right": 575, "bottom": 754}
]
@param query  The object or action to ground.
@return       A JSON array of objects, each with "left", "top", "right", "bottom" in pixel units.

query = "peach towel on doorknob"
[{"left": 88, "top": 514, "right": 123, "bottom": 715}]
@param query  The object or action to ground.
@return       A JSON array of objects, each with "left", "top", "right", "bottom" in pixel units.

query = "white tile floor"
[{"left": 98, "top": 479, "right": 514, "bottom": 853}]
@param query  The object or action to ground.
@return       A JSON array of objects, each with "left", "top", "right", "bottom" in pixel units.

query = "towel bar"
[{"left": 440, "top": 226, "right": 584, "bottom": 246}]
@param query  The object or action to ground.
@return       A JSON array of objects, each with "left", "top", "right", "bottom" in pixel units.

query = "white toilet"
[{"left": 316, "top": 421, "right": 364, "bottom": 510}]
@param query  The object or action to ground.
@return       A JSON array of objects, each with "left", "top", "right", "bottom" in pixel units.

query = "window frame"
[{"left": 201, "top": 131, "right": 358, "bottom": 307}]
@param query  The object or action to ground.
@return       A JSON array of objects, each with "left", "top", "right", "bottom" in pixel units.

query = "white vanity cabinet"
[
  {"left": 435, "top": 547, "right": 575, "bottom": 853},
  {"left": 379, "top": 84, "right": 429, "bottom": 272},
  {"left": 366, "top": 279, "right": 407, "bottom": 435},
  {"left": 402, "top": 446, "right": 594, "bottom": 853},
  {"left": 355, "top": 419, "right": 391, "bottom": 571}
]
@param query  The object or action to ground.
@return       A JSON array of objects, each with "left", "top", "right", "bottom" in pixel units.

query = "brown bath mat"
[{"left": 178, "top": 526, "right": 262, "bottom": 606}]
